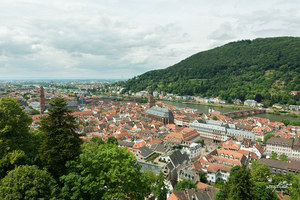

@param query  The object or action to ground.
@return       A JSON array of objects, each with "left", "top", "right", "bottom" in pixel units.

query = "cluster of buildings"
[
  {"left": 1, "top": 82, "right": 300, "bottom": 200},
  {"left": 131, "top": 89, "right": 300, "bottom": 111}
]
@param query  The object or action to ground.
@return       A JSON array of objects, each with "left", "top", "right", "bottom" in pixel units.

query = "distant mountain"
[{"left": 121, "top": 37, "right": 300, "bottom": 106}]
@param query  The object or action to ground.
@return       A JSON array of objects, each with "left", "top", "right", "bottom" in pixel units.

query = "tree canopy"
[
  {"left": 174, "top": 179, "right": 196, "bottom": 191},
  {"left": 0, "top": 97, "right": 33, "bottom": 178},
  {"left": 107, "top": 136, "right": 118, "bottom": 145},
  {"left": 271, "top": 152, "right": 278, "bottom": 160},
  {"left": 39, "top": 97, "right": 82, "bottom": 181},
  {"left": 250, "top": 160, "right": 271, "bottom": 183},
  {"left": 253, "top": 182, "right": 279, "bottom": 200},
  {"left": 264, "top": 133, "right": 275, "bottom": 144},
  {"left": 60, "top": 142, "right": 149, "bottom": 200},
  {"left": 0, "top": 165, "right": 58, "bottom": 200},
  {"left": 215, "top": 166, "right": 254, "bottom": 200},
  {"left": 0, "top": 97, "right": 32, "bottom": 157},
  {"left": 279, "top": 154, "right": 287, "bottom": 162},
  {"left": 289, "top": 173, "right": 300, "bottom": 200},
  {"left": 140, "top": 170, "right": 168, "bottom": 200}
]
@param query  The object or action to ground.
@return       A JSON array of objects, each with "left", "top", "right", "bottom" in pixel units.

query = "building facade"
[
  {"left": 146, "top": 106, "right": 174, "bottom": 124},
  {"left": 189, "top": 119, "right": 255, "bottom": 142},
  {"left": 266, "top": 137, "right": 293, "bottom": 157}
]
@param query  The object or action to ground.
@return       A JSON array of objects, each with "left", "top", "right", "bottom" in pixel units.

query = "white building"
[
  {"left": 266, "top": 137, "right": 293, "bottom": 157},
  {"left": 189, "top": 119, "right": 255, "bottom": 142},
  {"left": 182, "top": 143, "right": 202, "bottom": 159},
  {"left": 244, "top": 100, "right": 258, "bottom": 107},
  {"left": 205, "top": 163, "right": 231, "bottom": 183}
]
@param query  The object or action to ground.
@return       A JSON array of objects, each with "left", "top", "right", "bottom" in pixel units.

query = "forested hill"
[{"left": 122, "top": 37, "right": 300, "bottom": 106}]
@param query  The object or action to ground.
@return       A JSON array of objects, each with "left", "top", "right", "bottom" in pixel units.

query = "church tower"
[
  {"left": 148, "top": 86, "right": 155, "bottom": 108},
  {"left": 40, "top": 86, "right": 45, "bottom": 114}
]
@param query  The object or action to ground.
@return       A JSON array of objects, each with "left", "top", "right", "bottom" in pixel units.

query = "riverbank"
[
  {"left": 268, "top": 111, "right": 299, "bottom": 118},
  {"left": 163, "top": 99, "right": 300, "bottom": 117},
  {"left": 162, "top": 99, "right": 252, "bottom": 111},
  {"left": 162, "top": 100, "right": 300, "bottom": 122},
  {"left": 103, "top": 94, "right": 300, "bottom": 120}
]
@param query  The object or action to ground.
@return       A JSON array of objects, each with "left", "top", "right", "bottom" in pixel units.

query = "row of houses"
[
  {"left": 189, "top": 119, "right": 256, "bottom": 142},
  {"left": 273, "top": 104, "right": 300, "bottom": 111},
  {"left": 191, "top": 139, "right": 263, "bottom": 183},
  {"left": 259, "top": 158, "right": 300, "bottom": 174},
  {"left": 266, "top": 136, "right": 300, "bottom": 159}
]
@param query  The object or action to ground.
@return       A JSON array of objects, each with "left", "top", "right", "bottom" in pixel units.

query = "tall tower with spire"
[
  {"left": 40, "top": 86, "right": 45, "bottom": 114},
  {"left": 148, "top": 86, "right": 155, "bottom": 108}
]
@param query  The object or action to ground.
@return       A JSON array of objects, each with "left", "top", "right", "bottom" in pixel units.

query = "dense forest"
[{"left": 121, "top": 37, "right": 300, "bottom": 106}]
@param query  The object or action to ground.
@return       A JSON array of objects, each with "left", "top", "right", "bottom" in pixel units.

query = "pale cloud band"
[{"left": 0, "top": 0, "right": 300, "bottom": 79}]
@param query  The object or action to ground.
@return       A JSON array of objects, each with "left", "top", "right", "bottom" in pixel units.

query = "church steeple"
[
  {"left": 148, "top": 86, "right": 155, "bottom": 108},
  {"left": 40, "top": 86, "right": 45, "bottom": 115}
]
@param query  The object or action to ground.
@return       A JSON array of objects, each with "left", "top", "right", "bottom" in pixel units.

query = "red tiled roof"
[
  {"left": 196, "top": 182, "right": 210, "bottom": 189},
  {"left": 207, "top": 163, "right": 231, "bottom": 173},
  {"left": 167, "top": 193, "right": 180, "bottom": 200},
  {"left": 221, "top": 139, "right": 240, "bottom": 151}
]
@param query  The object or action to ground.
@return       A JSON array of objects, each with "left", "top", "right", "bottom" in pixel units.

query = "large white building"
[
  {"left": 266, "top": 137, "right": 300, "bottom": 160},
  {"left": 189, "top": 119, "right": 255, "bottom": 142},
  {"left": 266, "top": 137, "right": 293, "bottom": 157}
]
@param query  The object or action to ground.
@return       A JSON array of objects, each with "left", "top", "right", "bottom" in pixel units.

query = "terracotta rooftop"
[{"left": 207, "top": 163, "right": 231, "bottom": 173}]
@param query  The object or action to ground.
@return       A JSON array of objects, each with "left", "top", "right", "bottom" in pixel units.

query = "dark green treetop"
[
  {"left": 0, "top": 165, "right": 58, "bottom": 200},
  {"left": 60, "top": 142, "right": 150, "bottom": 200},
  {"left": 174, "top": 179, "right": 196, "bottom": 191},
  {"left": 39, "top": 97, "right": 82, "bottom": 181}
]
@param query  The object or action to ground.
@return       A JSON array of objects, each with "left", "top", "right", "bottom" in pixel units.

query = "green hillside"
[{"left": 122, "top": 37, "right": 300, "bottom": 106}]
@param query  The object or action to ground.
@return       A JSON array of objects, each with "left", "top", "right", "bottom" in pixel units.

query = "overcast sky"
[{"left": 0, "top": 0, "right": 300, "bottom": 79}]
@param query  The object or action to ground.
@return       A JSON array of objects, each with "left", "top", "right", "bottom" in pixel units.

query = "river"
[{"left": 162, "top": 101, "right": 299, "bottom": 122}]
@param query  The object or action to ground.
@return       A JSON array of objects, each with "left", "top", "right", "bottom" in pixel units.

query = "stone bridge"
[{"left": 224, "top": 109, "right": 266, "bottom": 118}]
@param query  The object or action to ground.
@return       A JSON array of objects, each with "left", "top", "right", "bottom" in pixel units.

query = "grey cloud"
[
  {"left": 1, "top": 0, "right": 300, "bottom": 79},
  {"left": 235, "top": 8, "right": 300, "bottom": 38},
  {"left": 0, "top": 41, "right": 36, "bottom": 56},
  {"left": 207, "top": 22, "right": 237, "bottom": 49},
  {"left": 0, "top": 29, "right": 40, "bottom": 56},
  {"left": 208, "top": 22, "right": 236, "bottom": 41}
]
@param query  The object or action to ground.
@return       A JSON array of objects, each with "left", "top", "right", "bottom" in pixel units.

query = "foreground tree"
[
  {"left": 0, "top": 97, "right": 33, "bottom": 178},
  {"left": 215, "top": 166, "right": 254, "bottom": 200},
  {"left": 60, "top": 143, "right": 149, "bottom": 200},
  {"left": 214, "top": 183, "right": 230, "bottom": 200},
  {"left": 174, "top": 179, "right": 196, "bottom": 191},
  {"left": 0, "top": 165, "right": 58, "bottom": 200},
  {"left": 0, "top": 97, "right": 32, "bottom": 156},
  {"left": 228, "top": 166, "right": 254, "bottom": 200},
  {"left": 141, "top": 170, "right": 168, "bottom": 200},
  {"left": 106, "top": 136, "right": 118, "bottom": 145},
  {"left": 250, "top": 160, "right": 271, "bottom": 182},
  {"left": 271, "top": 173, "right": 293, "bottom": 186},
  {"left": 39, "top": 97, "right": 82, "bottom": 181},
  {"left": 153, "top": 172, "right": 168, "bottom": 200},
  {"left": 254, "top": 182, "right": 279, "bottom": 200},
  {"left": 289, "top": 173, "right": 300, "bottom": 200},
  {"left": 0, "top": 150, "right": 27, "bottom": 178}
]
